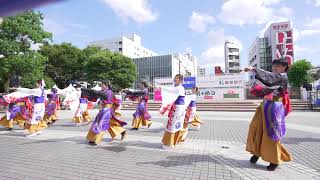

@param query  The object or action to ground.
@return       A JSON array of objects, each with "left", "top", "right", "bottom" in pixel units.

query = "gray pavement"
[{"left": 0, "top": 110, "right": 319, "bottom": 180}]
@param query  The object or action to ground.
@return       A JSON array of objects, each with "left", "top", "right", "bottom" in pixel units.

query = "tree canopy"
[
  {"left": 84, "top": 49, "right": 136, "bottom": 92},
  {"left": 39, "top": 43, "right": 85, "bottom": 88},
  {"left": 288, "top": 59, "right": 313, "bottom": 87},
  {"left": 0, "top": 11, "right": 52, "bottom": 91},
  {"left": 0, "top": 11, "right": 137, "bottom": 92}
]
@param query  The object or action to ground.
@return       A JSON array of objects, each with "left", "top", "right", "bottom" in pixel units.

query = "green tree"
[
  {"left": 0, "top": 11, "right": 52, "bottom": 92},
  {"left": 39, "top": 43, "right": 84, "bottom": 88},
  {"left": 84, "top": 50, "right": 136, "bottom": 92},
  {"left": 288, "top": 59, "right": 313, "bottom": 87}
]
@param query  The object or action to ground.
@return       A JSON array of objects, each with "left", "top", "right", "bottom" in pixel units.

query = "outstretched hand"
[{"left": 243, "top": 66, "right": 255, "bottom": 72}]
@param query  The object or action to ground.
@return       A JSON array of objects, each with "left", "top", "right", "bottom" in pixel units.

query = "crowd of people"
[{"left": 0, "top": 57, "right": 292, "bottom": 171}]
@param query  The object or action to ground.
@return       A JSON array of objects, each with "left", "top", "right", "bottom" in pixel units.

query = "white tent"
[{"left": 92, "top": 85, "right": 101, "bottom": 91}]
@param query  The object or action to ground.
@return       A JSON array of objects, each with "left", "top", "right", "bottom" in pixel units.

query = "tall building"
[
  {"left": 248, "top": 21, "right": 294, "bottom": 71},
  {"left": 132, "top": 53, "right": 197, "bottom": 88},
  {"left": 90, "top": 34, "right": 158, "bottom": 59},
  {"left": 197, "top": 67, "right": 206, "bottom": 77},
  {"left": 224, "top": 41, "right": 240, "bottom": 74}
]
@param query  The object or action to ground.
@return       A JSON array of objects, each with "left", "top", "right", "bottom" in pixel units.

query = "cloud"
[
  {"left": 301, "top": 29, "right": 320, "bottom": 36},
  {"left": 71, "top": 33, "right": 89, "bottom": 38},
  {"left": 300, "top": 17, "right": 320, "bottom": 37},
  {"left": 101, "top": 0, "right": 158, "bottom": 24},
  {"left": 43, "top": 16, "right": 89, "bottom": 38},
  {"left": 188, "top": 11, "right": 215, "bottom": 33},
  {"left": 67, "top": 23, "right": 88, "bottom": 30},
  {"left": 294, "top": 45, "right": 310, "bottom": 54},
  {"left": 307, "top": 0, "right": 320, "bottom": 7},
  {"left": 199, "top": 28, "right": 242, "bottom": 71},
  {"left": 43, "top": 17, "right": 68, "bottom": 35},
  {"left": 218, "top": 0, "right": 293, "bottom": 26}
]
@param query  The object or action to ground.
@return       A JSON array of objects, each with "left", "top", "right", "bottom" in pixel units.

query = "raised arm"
[{"left": 254, "top": 68, "right": 284, "bottom": 86}]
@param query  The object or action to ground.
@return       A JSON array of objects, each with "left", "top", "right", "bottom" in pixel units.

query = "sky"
[{"left": 37, "top": 0, "right": 320, "bottom": 74}]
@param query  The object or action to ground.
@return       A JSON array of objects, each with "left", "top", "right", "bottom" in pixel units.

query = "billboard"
[{"left": 269, "top": 21, "right": 294, "bottom": 65}]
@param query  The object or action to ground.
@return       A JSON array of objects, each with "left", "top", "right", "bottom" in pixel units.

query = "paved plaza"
[{"left": 0, "top": 110, "right": 319, "bottom": 180}]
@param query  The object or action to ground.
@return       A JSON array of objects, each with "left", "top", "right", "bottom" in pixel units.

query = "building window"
[
  {"left": 119, "top": 41, "right": 122, "bottom": 45},
  {"left": 229, "top": 62, "right": 240, "bottom": 67},
  {"left": 119, "top": 48, "right": 122, "bottom": 52}
]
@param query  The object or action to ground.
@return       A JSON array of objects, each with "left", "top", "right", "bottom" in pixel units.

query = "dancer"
[
  {"left": 43, "top": 88, "right": 59, "bottom": 125},
  {"left": 11, "top": 79, "right": 48, "bottom": 136},
  {"left": 179, "top": 86, "right": 203, "bottom": 143},
  {"left": 0, "top": 97, "right": 31, "bottom": 130},
  {"left": 244, "top": 58, "right": 292, "bottom": 171},
  {"left": 86, "top": 80, "right": 127, "bottom": 145},
  {"left": 188, "top": 87, "right": 204, "bottom": 130},
  {"left": 159, "top": 74, "right": 190, "bottom": 149},
  {"left": 72, "top": 85, "right": 92, "bottom": 126},
  {"left": 126, "top": 81, "right": 152, "bottom": 130}
]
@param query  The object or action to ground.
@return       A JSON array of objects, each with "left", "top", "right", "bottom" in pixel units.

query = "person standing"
[
  {"left": 244, "top": 58, "right": 292, "bottom": 171},
  {"left": 159, "top": 74, "right": 188, "bottom": 149},
  {"left": 44, "top": 88, "right": 59, "bottom": 125},
  {"left": 86, "top": 81, "right": 127, "bottom": 145},
  {"left": 127, "top": 81, "right": 152, "bottom": 130}
]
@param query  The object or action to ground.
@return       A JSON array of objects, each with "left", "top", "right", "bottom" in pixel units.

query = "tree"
[
  {"left": 84, "top": 50, "right": 136, "bottom": 92},
  {"left": 39, "top": 43, "right": 84, "bottom": 88},
  {"left": 288, "top": 59, "right": 313, "bottom": 87},
  {"left": 0, "top": 11, "right": 52, "bottom": 92}
]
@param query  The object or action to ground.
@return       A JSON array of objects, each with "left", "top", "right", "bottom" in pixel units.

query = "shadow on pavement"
[
  {"left": 282, "top": 137, "right": 320, "bottom": 144},
  {"left": 136, "top": 153, "right": 268, "bottom": 173}
]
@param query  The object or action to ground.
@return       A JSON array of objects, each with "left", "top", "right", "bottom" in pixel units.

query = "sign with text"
[{"left": 183, "top": 77, "right": 196, "bottom": 89}]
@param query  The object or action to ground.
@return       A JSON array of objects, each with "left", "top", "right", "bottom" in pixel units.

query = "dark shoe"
[
  {"left": 121, "top": 130, "right": 127, "bottom": 141},
  {"left": 250, "top": 155, "right": 259, "bottom": 163},
  {"left": 267, "top": 163, "right": 278, "bottom": 171},
  {"left": 148, "top": 123, "right": 152, "bottom": 128},
  {"left": 130, "top": 128, "right": 138, "bottom": 130},
  {"left": 88, "top": 141, "right": 97, "bottom": 145},
  {"left": 7, "top": 128, "right": 13, "bottom": 131}
]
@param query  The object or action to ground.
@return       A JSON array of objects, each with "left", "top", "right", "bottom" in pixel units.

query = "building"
[
  {"left": 90, "top": 34, "right": 158, "bottom": 59},
  {"left": 248, "top": 21, "right": 294, "bottom": 71},
  {"left": 197, "top": 67, "right": 206, "bottom": 77},
  {"left": 224, "top": 41, "right": 240, "bottom": 73},
  {"left": 248, "top": 37, "right": 272, "bottom": 71},
  {"left": 215, "top": 66, "right": 222, "bottom": 75},
  {"left": 132, "top": 53, "right": 197, "bottom": 88}
]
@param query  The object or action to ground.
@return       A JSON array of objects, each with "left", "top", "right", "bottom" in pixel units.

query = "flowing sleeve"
[
  {"left": 125, "top": 89, "right": 146, "bottom": 101},
  {"left": 161, "top": 86, "right": 180, "bottom": 95},
  {"left": 16, "top": 88, "right": 42, "bottom": 97},
  {"left": 81, "top": 88, "right": 108, "bottom": 101},
  {"left": 159, "top": 86, "right": 180, "bottom": 115},
  {"left": 254, "top": 68, "right": 285, "bottom": 86}
]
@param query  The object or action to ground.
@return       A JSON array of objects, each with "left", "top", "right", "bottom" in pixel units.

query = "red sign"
[
  {"left": 204, "top": 96, "right": 213, "bottom": 99},
  {"left": 276, "top": 30, "right": 293, "bottom": 65},
  {"left": 273, "top": 23, "right": 289, "bottom": 31}
]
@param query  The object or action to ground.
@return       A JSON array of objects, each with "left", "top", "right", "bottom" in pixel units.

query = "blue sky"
[{"left": 37, "top": 0, "right": 320, "bottom": 73}]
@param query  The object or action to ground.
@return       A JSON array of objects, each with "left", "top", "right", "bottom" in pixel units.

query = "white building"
[
  {"left": 132, "top": 53, "right": 197, "bottom": 88},
  {"left": 90, "top": 34, "right": 158, "bottom": 58},
  {"left": 224, "top": 41, "right": 240, "bottom": 74},
  {"left": 197, "top": 67, "right": 206, "bottom": 77},
  {"left": 248, "top": 21, "right": 294, "bottom": 71}
]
